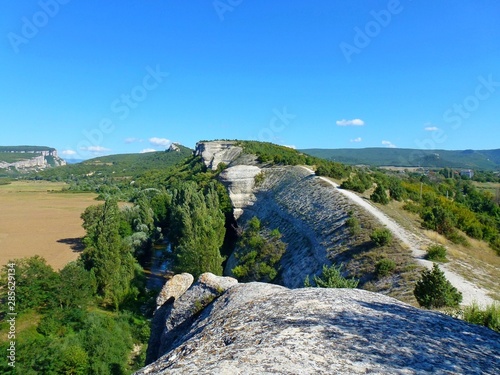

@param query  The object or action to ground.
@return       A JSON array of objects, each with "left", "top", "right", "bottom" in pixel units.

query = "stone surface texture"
[{"left": 136, "top": 283, "right": 500, "bottom": 375}]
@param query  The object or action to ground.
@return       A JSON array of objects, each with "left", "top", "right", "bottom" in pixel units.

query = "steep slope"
[
  {"left": 137, "top": 276, "right": 500, "bottom": 375},
  {"left": 232, "top": 165, "right": 355, "bottom": 288}
]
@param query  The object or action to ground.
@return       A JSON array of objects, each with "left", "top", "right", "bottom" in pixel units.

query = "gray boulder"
[{"left": 155, "top": 273, "right": 194, "bottom": 310}]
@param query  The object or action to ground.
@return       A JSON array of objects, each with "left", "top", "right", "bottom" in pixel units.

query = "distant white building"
[{"left": 460, "top": 169, "right": 474, "bottom": 179}]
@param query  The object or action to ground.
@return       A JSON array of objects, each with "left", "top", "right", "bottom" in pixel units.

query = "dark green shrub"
[
  {"left": 414, "top": 263, "right": 462, "bottom": 308},
  {"left": 375, "top": 258, "right": 396, "bottom": 277},
  {"left": 426, "top": 244, "right": 447, "bottom": 262},
  {"left": 422, "top": 206, "right": 456, "bottom": 236},
  {"left": 403, "top": 202, "right": 422, "bottom": 214},
  {"left": 254, "top": 172, "right": 265, "bottom": 186},
  {"left": 232, "top": 217, "right": 286, "bottom": 282},
  {"left": 388, "top": 178, "right": 405, "bottom": 201},
  {"left": 370, "top": 228, "right": 393, "bottom": 247},
  {"left": 340, "top": 171, "right": 372, "bottom": 193},
  {"left": 370, "top": 184, "right": 389, "bottom": 204},
  {"left": 345, "top": 216, "right": 360, "bottom": 236},
  {"left": 304, "top": 264, "right": 359, "bottom": 288}
]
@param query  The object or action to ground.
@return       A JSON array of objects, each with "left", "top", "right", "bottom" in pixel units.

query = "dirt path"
[{"left": 301, "top": 167, "right": 495, "bottom": 307}]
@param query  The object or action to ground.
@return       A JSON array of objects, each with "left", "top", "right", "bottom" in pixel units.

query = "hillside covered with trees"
[{"left": 302, "top": 147, "right": 500, "bottom": 171}]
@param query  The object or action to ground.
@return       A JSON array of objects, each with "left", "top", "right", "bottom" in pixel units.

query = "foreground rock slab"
[{"left": 137, "top": 284, "right": 499, "bottom": 375}]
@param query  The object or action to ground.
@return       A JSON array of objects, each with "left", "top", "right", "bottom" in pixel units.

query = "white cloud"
[
  {"left": 140, "top": 148, "right": 157, "bottom": 153},
  {"left": 282, "top": 144, "right": 296, "bottom": 149},
  {"left": 382, "top": 140, "right": 397, "bottom": 148},
  {"left": 125, "top": 137, "right": 143, "bottom": 143},
  {"left": 61, "top": 149, "right": 77, "bottom": 155},
  {"left": 149, "top": 137, "right": 171, "bottom": 147},
  {"left": 336, "top": 118, "right": 365, "bottom": 126},
  {"left": 424, "top": 126, "right": 439, "bottom": 131},
  {"left": 350, "top": 137, "right": 362, "bottom": 143},
  {"left": 79, "top": 146, "right": 110, "bottom": 152}
]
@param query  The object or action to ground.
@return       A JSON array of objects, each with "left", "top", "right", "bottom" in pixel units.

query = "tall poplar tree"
[
  {"left": 81, "top": 199, "right": 137, "bottom": 308},
  {"left": 169, "top": 182, "right": 225, "bottom": 277}
]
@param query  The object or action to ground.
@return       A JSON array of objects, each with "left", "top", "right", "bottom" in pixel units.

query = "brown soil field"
[{"left": 0, "top": 181, "right": 97, "bottom": 270}]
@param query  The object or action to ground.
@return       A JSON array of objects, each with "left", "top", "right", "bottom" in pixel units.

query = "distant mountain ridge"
[
  {"left": 0, "top": 145, "right": 66, "bottom": 172},
  {"left": 301, "top": 147, "right": 500, "bottom": 171}
]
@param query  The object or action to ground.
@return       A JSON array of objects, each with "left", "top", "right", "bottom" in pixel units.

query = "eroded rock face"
[
  {"left": 146, "top": 273, "right": 238, "bottom": 365},
  {"left": 194, "top": 141, "right": 243, "bottom": 170},
  {"left": 219, "top": 165, "right": 261, "bottom": 219},
  {"left": 138, "top": 284, "right": 499, "bottom": 375}
]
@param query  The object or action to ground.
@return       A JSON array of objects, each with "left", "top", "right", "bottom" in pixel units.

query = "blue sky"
[{"left": 1, "top": 0, "right": 499, "bottom": 160}]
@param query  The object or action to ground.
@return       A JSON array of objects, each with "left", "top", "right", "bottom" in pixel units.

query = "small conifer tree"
[{"left": 414, "top": 263, "right": 462, "bottom": 308}]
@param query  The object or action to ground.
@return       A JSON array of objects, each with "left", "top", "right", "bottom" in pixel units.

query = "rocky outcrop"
[
  {"left": 219, "top": 165, "right": 261, "bottom": 219},
  {"left": 0, "top": 155, "right": 47, "bottom": 169},
  {"left": 167, "top": 143, "right": 180, "bottom": 152},
  {"left": 0, "top": 147, "right": 66, "bottom": 171},
  {"left": 136, "top": 283, "right": 500, "bottom": 375},
  {"left": 194, "top": 141, "right": 243, "bottom": 170},
  {"left": 191, "top": 142, "right": 354, "bottom": 288},
  {"left": 146, "top": 273, "right": 238, "bottom": 365}
]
